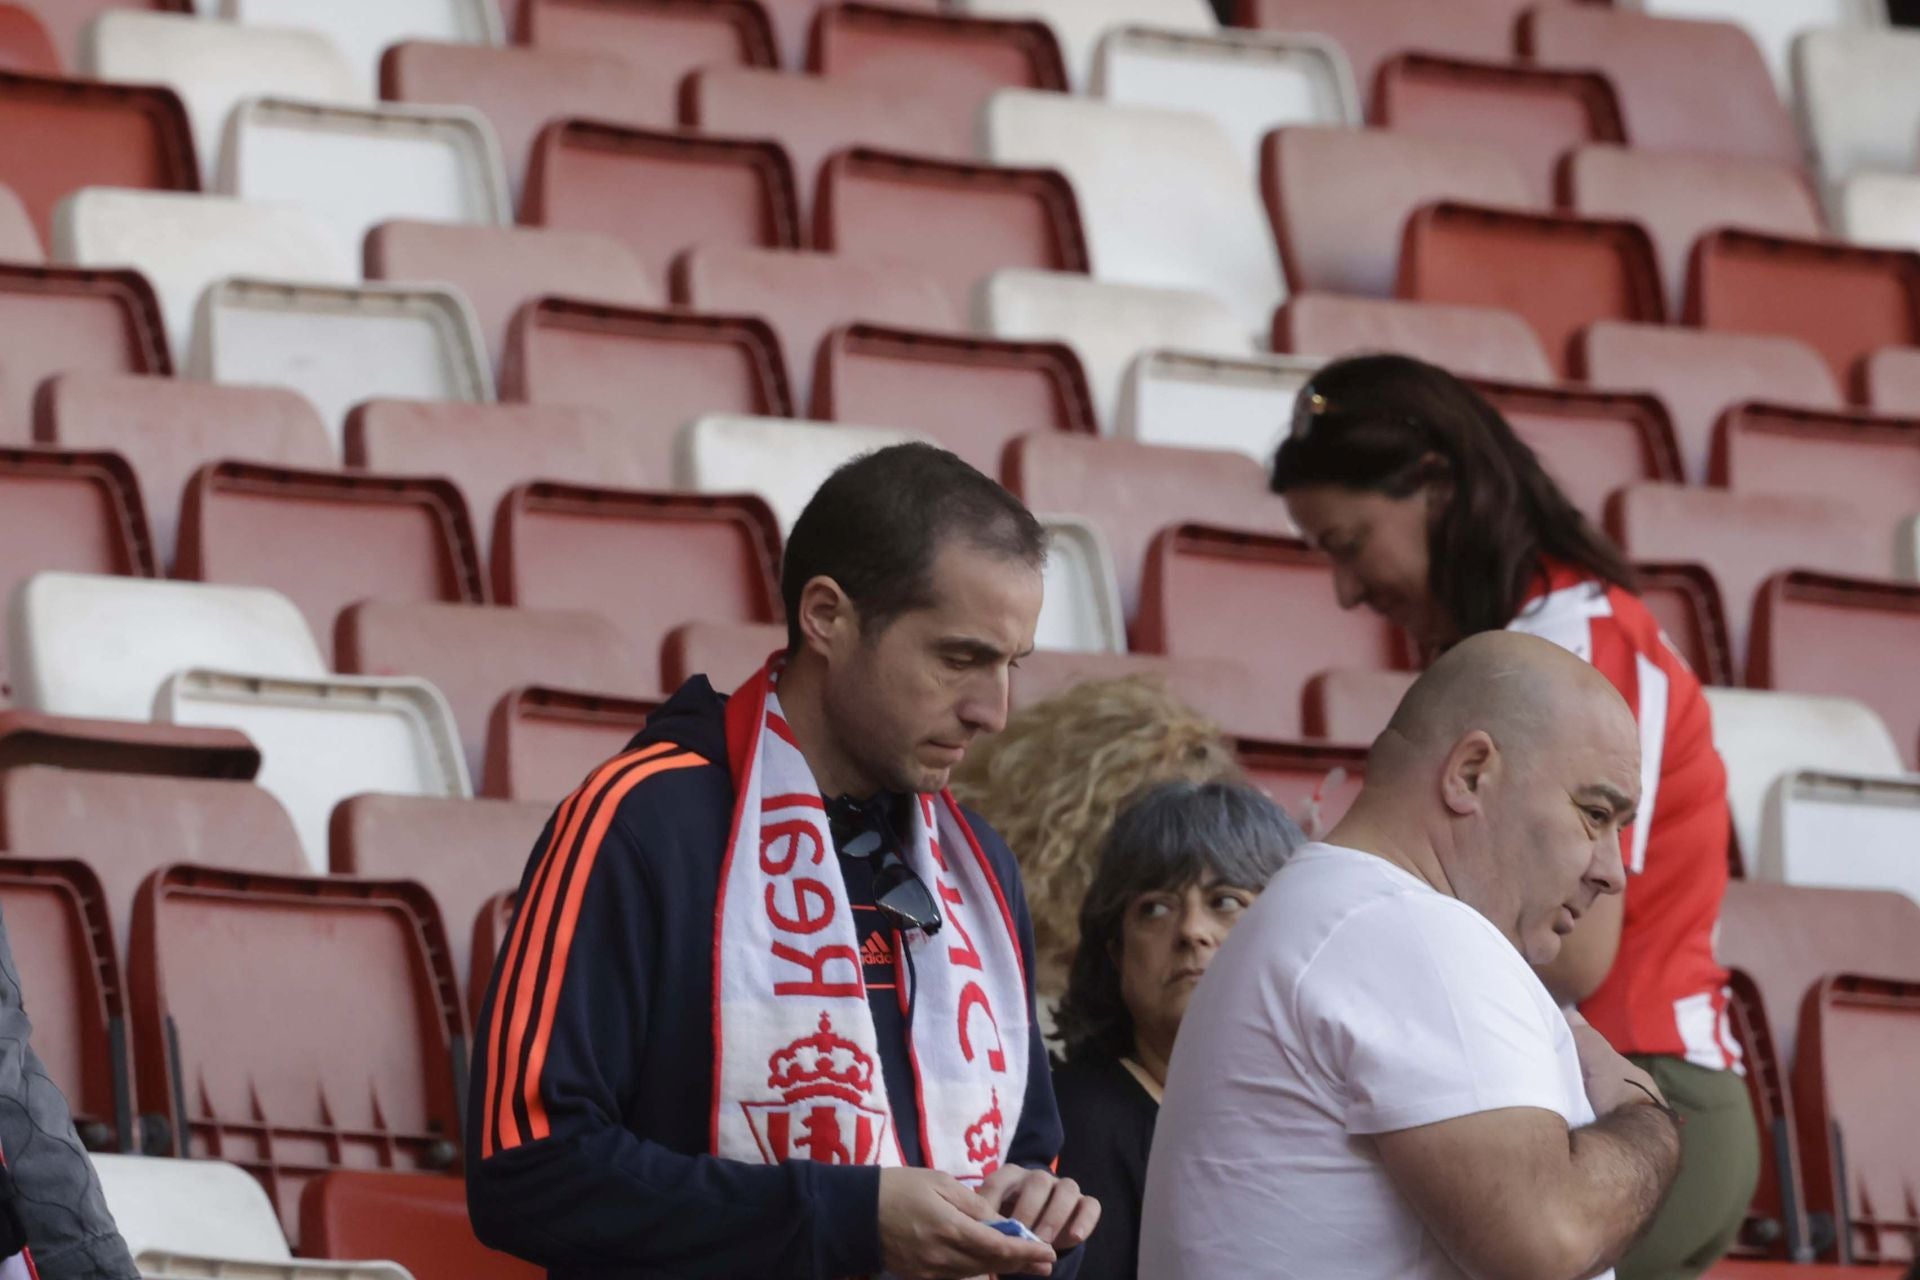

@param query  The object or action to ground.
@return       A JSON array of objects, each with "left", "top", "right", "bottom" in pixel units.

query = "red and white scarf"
[{"left": 711, "top": 659, "right": 1029, "bottom": 1182}]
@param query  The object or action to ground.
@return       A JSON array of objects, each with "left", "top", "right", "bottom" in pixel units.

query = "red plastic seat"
[
  {"left": 1858, "top": 347, "right": 1920, "bottom": 416},
  {"left": 1373, "top": 54, "right": 1624, "bottom": 205},
  {"left": 1605, "top": 485, "right": 1893, "bottom": 675},
  {"left": 1301, "top": 669, "right": 1417, "bottom": 745},
  {"left": 814, "top": 147, "right": 1089, "bottom": 320},
  {"left": 1521, "top": 7, "right": 1800, "bottom": 168},
  {"left": 1688, "top": 230, "right": 1920, "bottom": 392},
  {"left": 337, "top": 601, "right": 640, "bottom": 787},
  {"left": 1135, "top": 524, "right": 1405, "bottom": 741},
  {"left": 1004, "top": 434, "right": 1294, "bottom": 628},
  {"left": 35, "top": 373, "right": 332, "bottom": 571},
  {"left": 0, "top": 71, "right": 196, "bottom": 247},
  {"left": 1233, "top": 736, "right": 1368, "bottom": 840},
  {"left": 492, "top": 483, "right": 783, "bottom": 693},
  {"left": 482, "top": 685, "right": 659, "bottom": 802},
  {"left": 682, "top": 66, "right": 971, "bottom": 224},
  {"left": 1006, "top": 649, "right": 1265, "bottom": 740},
  {"left": 522, "top": 120, "right": 802, "bottom": 271},
  {"left": 329, "top": 794, "right": 552, "bottom": 1016},
  {"left": 1749, "top": 573, "right": 1920, "bottom": 771},
  {"left": 1261, "top": 126, "right": 1535, "bottom": 300},
  {"left": 345, "top": 400, "right": 651, "bottom": 564},
  {"left": 660, "top": 619, "right": 786, "bottom": 695},
  {"left": 365, "top": 220, "right": 660, "bottom": 377},
  {"left": 381, "top": 41, "right": 673, "bottom": 196},
  {"left": 468, "top": 888, "right": 516, "bottom": 1024},
  {"left": 498, "top": 298, "right": 792, "bottom": 479},
  {"left": 1721, "top": 969, "right": 1809, "bottom": 1260},
  {"left": 1635, "top": 562, "right": 1734, "bottom": 689},
  {"left": 12, "top": 0, "right": 187, "bottom": 70},
  {"left": 670, "top": 246, "right": 954, "bottom": 412},
  {"left": 1712, "top": 404, "right": 1920, "bottom": 539},
  {"left": 0, "top": 857, "right": 127, "bottom": 1151},
  {"left": 813, "top": 323, "right": 1095, "bottom": 477},
  {"left": 1573, "top": 322, "right": 1843, "bottom": 484},
  {"left": 518, "top": 0, "right": 776, "bottom": 79},
  {"left": 1471, "top": 378, "right": 1682, "bottom": 525},
  {"left": 0, "top": 263, "right": 170, "bottom": 440},
  {"left": 128, "top": 866, "right": 467, "bottom": 1244},
  {"left": 0, "top": 711, "right": 259, "bottom": 779},
  {"left": 0, "top": 182, "right": 34, "bottom": 260},
  {"left": 0, "top": 4, "right": 56, "bottom": 75},
  {"left": 0, "top": 765, "right": 304, "bottom": 978},
  {"left": 174, "top": 462, "right": 487, "bottom": 664},
  {"left": 1236, "top": 0, "right": 1514, "bottom": 99},
  {"left": 1273, "top": 293, "right": 1552, "bottom": 384},
  {"left": 1399, "top": 202, "right": 1664, "bottom": 377},
  {"left": 303, "top": 1171, "right": 541, "bottom": 1280}
]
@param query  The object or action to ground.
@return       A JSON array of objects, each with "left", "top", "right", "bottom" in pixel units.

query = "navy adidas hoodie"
[{"left": 466, "top": 676, "right": 1080, "bottom": 1280}]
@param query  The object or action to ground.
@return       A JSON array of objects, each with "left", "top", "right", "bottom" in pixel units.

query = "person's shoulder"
[
  {"left": 953, "top": 800, "right": 1023, "bottom": 887},
  {"left": 1298, "top": 858, "right": 1527, "bottom": 980}
]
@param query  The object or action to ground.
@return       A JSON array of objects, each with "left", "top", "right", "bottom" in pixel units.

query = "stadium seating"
[
  {"left": 671, "top": 246, "right": 953, "bottom": 413},
  {"left": 1233, "top": 736, "right": 1368, "bottom": 839},
  {"left": 1398, "top": 203, "right": 1665, "bottom": 377},
  {"left": 1237, "top": 0, "right": 1514, "bottom": 99},
  {"left": 337, "top": 601, "right": 639, "bottom": 785},
  {"left": 812, "top": 2, "right": 1068, "bottom": 134},
  {"left": 1302, "top": 669, "right": 1418, "bottom": 745},
  {"left": 329, "top": 794, "right": 551, "bottom": 1013},
  {"left": 491, "top": 483, "right": 782, "bottom": 693},
  {"left": 0, "top": 711, "right": 260, "bottom": 782},
  {"left": 468, "top": 888, "right": 516, "bottom": 1021},
  {"left": 1373, "top": 55, "right": 1624, "bottom": 205},
  {"left": 1135, "top": 524, "right": 1404, "bottom": 741},
  {"left": 0, "top": 858, "right": 126, "bottom": 1151},
  {"left": 1033, "top": 515, "right": 1126, "bottom": 654},
  {"left": 189, "top": 278, "right": 492, "bottom": 452},
  {"left": 80, "top": 12, "right": 363, "bottom": 189},
  {"left": 224, "top": 0, "right": 502, "bottom": 95},
  {"left": 677, "top": 414, "right": 926, "bottom": 535},
  {"left": 0, "top": 4, "right": 54, "bottom": 75},
  {"left": 344, "top": 400, "right": 651, "bottom": 563},
  {"left": 1836, "top": 170, "right": 1920, "bottom": 253},
  {"left": 483, "top": 685, "right": 659, "bottom": 803},
  {"left": 1114, "top": 350, "right": 1318, "bottom": 462},
  {"left": 1472, "top": 380, "right": 1683, "bottom": 525},
  {"left": 382, "top": 40, "right": 673, "bottom": 199},
  {"left": 173, "top": 462, "right": 487, "bottom": 662},
  {"left": 1091, "top": 26, "right": 1359, "bottom": 170},
  {"left": 1636, "top": 561, "right": 1736, "bottom": 689},
  {"left": 127, "top": 866, "right": 467, "bottom": 1244},
  {"left": 365, "top": 219, "right": 659, "bottom": 377},
  {"left": 1711, "top": 403, "right": 1920, "bottom": 538},
  {"left": 984, "top": 89, "right": 1284, "bottom": 336},
  {"left": 94, "top": 1153, "right": 306, "bottom": 1266},
  {"left": 1573, "top": 322, "right": 1843, "bottom": 484},
  {"left": 661, "top": 620, "right": 786, "bottom": 695},
  {"left": 1561, "top": 148, "right": 1825, "bottom": 319},
  {"left": 0, "top": 71, "right": 197, "bottom": 249},
  {"left": 1622, "top": 0, "right": 1871, "bottom": 95},
  {"left": 521, "top": 120, "right": 803, "bottom": 268},
  {"left": 1261, "top": 126, "right": 1536, "bottom": 300},
  {"left": 303, "top": 1171, "right": 540, "bottom": 1280},
  {"left": 812, "top": 324, "right": 1094, "bottom": 477},
  {"left": 977, "top": 270, "right": 1251, "bottom": 434},
  {"left": 814, "top": 148, "right": 1089, "bottom": 323},
  {"left": 1273, "top": 294, "right": 1554, "bottom": 384},
  {"left": 1859, "top": 345, "right": 1920, "bottom": 414},
  {"left": 498, "top": 298, "right": 790, "bottom": 478},
  {"left": 0, "top": 262, "right": 171, "bottom": 437},
  {"left": 1719, "top": 968, "right": 1804, "bottom": 1261},
  {"left": 955, "top": 0, "right": 1212, "bottom": 92},
  {"left": 1687, "top": 230, "right": 1920, "bottom": 391},
  {"left": 519, "top": 0, "right": 777, "bottom": 82},
  {"left": 1521, "top": 7, "right": 1801, "bottom": 168},
  {"left": 0, "top": 182, "right": 35, "bottom": 258},
  {"left": 53, "top": 188, "right": 355, "bottom": 368},
  {"left": 1793, "top": 27, "right": 1920, "bottom": 211}
]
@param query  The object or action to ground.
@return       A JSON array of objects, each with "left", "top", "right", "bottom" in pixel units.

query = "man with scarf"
[{"left": 468, "top": 443, "right": 1097, "bottom": 1279}]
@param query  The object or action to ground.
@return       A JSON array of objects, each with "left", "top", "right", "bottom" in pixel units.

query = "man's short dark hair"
[{"left": 781, "top": 443, "right": 1047, "bottom": 650}]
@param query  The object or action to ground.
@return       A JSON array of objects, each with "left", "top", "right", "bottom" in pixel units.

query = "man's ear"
[
  {"left": 795, "top": 575, "right": 855, "bottom": 660},
  {"left": 1440, "top": 729, "right": 1496, "bottom": 817}
]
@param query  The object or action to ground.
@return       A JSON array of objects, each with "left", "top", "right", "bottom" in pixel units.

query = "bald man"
[{"left": 1139, "top": 632, "right": 1682, "bottom": 1280}]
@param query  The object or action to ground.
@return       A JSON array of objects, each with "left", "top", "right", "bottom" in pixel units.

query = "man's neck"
[
  {"left": 1326, "top": 802, "right": 1458, "bottom": 900},
  {"left": 772, "top": 651, "right": 877, "bottom": 801}
]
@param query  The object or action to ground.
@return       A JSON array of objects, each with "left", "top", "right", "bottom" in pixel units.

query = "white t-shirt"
[{"left": 1138, "top": 842, "right": 1608, "bottom": 1280}]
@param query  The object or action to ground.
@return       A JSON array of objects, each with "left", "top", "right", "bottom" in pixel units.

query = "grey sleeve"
[{"left": 0, "top": 909, "right": 139, "bottom": 1280}]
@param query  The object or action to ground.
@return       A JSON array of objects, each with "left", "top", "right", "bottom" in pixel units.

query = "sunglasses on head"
[{"left": 828, "top": 800, "right": 943, "bottom": 936}]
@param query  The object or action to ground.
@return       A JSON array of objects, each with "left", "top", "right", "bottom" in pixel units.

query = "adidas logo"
[{"left": 860, "top": 933, "right": 894, "bottom": 969}]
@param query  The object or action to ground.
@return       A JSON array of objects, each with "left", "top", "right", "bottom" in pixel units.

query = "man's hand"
[
  {"left": 1568, "top": 1011, "right": 1667, "bottom": 1117},
  {"left": 978, "top": 1164, "right": 1101, "bottom": 1252},
  {"left": 877, "top": 1167, "right": 1057, "bottom": 1280}
]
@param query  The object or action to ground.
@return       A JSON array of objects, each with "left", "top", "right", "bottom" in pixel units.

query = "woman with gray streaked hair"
[{"left": 1050, "top": 780, "right": 1305, "bottom": 1280}]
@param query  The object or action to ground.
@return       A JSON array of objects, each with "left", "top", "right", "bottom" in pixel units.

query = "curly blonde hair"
[{"left": 951, "top": 675, "right": 1245, "bottom": 1002}]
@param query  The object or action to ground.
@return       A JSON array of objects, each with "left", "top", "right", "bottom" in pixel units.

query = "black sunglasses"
[{"left": 828, "top": 800, "right": 943, "bottom": 936}]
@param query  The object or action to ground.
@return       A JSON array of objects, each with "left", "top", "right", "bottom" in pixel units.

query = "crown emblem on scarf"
[
  {"left": 964, "top": 1089, "right": 1004, "bottom": 1167},
  {"left": 767, "top": 1012, "right": 876, "bottom": 1104}
]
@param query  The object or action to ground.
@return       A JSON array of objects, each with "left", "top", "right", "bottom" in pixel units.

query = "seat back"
[
  {"left": 1115, "top": 349, "right": 1318, "bottom": 463},
  {"left": 1275, "top": 293, "right": 1552, "bottom": 383},
  {"left": 1233, "top": 736, "right": 1368, "bottom": 839},
  {"left": 0, "top": 261, "right": 170, "bottom": 439},
  {"left": 813, "top": 2, "right": 1067, "bottom": 129},
  {"left": 223, "top": 0, "right": 502, "bottom": 95},
  {"left": 1237, "top": 0, "right": 1512, "bottom": 100},
  {"left": 1712, "top": 404, "right": 1920, "bottom": 541},
  {"left": 482, "top": 686, "right": 658, "bottom": 803},
  {"left": 676, "top": 414, "right": 926, "bottom": 536},
  {"left": 1749, "top": 573, "right": 1920, "bottom": 770},
  {"left": 1473, "top": 379, "right": 1682, "bottom": 525},
  {"left": 302, "top": 1171, "right": 541, "bottom": 1280}
]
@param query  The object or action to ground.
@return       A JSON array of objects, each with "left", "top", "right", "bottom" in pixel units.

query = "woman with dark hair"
[
  {"left": 1051, "top": 780, "right": 1303, "bottom": 1280},
  {"left": 1271, "top": 353, "right": 1757, "bottom": 1280}
]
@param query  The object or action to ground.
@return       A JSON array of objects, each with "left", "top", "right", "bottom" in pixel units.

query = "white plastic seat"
[
  {"left": 8, "top": 573, "right": 326, "bottom": 722},
  {"left": 982, "top": 90, "right": 1286, "bottom": 338},
  {"left": 93, "top": 1154, "right": 292, "bottom": 1262},
  {"left": 674, "top": 415, "right": 928, "bottom": 537},
  {"left": 156, "top": 668, "right": 471, "bottom": 870},
  {"left": 79, "top": 12, "right": 365, "bottom": 188},
  {"left": 1619, "top": 0, "right": 1885, "bottom": 95},
  {"left": 1761, "top": 770, "right": 1920, "bottom": 906},
  {"left": 1116, "top": 349, "right": 1319, "bottom": 463},
  {"left": 977, "top": 269, "right": 1252, "bottom": 435},
  {"left": 1091, "top": 27, "right": 1359, "bottom": 171},
  {"left": 1837, "top": 171, "right": 1920, "bottom": 252},
  {"left": 220, "top": 0, "right": 503, "bottom": 96},
  {"left": 189, "top": 278, "right": 493, "bottom": 451},
  {"left": 955, "top": 0, "right": 1216, "bottom": 91},
  {"left": 218, "top": 98, "right": 511, "bottom": 265},
  {"left": 53, "top": 189, "right": 355, "bottom": 368},
  {"left": 1033, "top": 515, "right": 1125, "bottom": 654},
  {"left": 1704, "top": 687, "right": 1909, "bottom": 871},
  {"left": 1793, "top": 26, "right": 1920, "bottom": 209}
]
